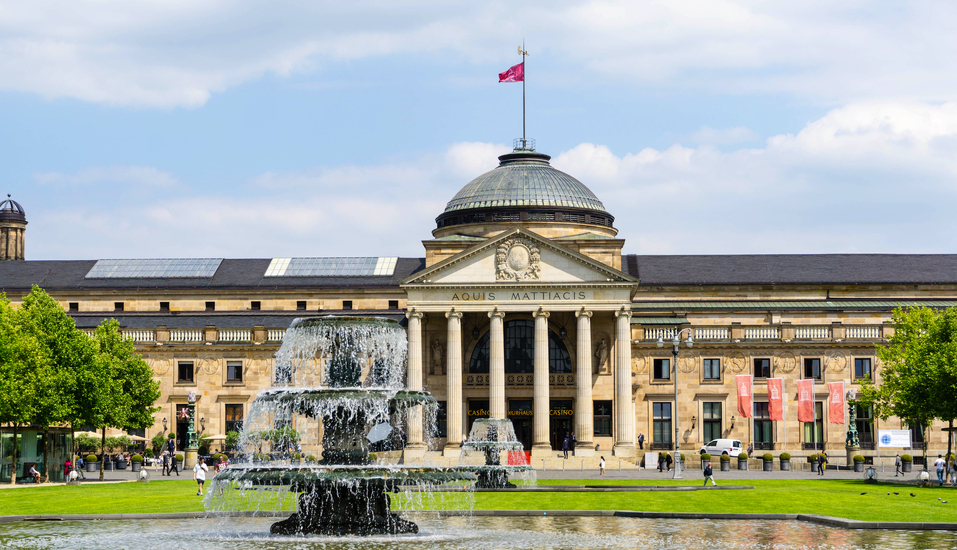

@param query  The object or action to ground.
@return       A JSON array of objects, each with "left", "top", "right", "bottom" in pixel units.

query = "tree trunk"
[
  {"left": 8, "top": 424, "right": 17, "bottom": 485},
  {"left": 922, "top": 425, "right": 929, "bottom": 471},
  {"left": 948, "top": 420, "right": 954, "bottom": 483},
  {"left": 42, "top": 429, "right": 50, "bottom": 483},
  {"left": 99, "top": 427, "right": 106, "bottom": 482}
]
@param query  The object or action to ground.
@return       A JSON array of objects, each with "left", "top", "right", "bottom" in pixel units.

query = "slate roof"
[
  {"left": 70, "top": 312, "right": 408, "bottom": 329},
  {"left": 627, "top": 254, "right": 957, "bottom": 286}
]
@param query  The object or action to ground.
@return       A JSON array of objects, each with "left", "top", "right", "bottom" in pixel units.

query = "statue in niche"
[
  {"left": 431, "top": 339, "right": 445, "bottom": 375},
  {"left": 594, "top": 338, "right": 609, "bottom": 374}
]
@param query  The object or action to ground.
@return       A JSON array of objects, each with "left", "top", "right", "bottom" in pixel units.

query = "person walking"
[
  {"left": 193, "top": 460, "right": 209, "bottom": 496},
  {"left": 161, "top": 451, "right": 170, "bottom": 476},
  {"left": 703, "top": 460, "right": 716, "bottom": 487},
  {"left": 657, "top": 452, "right": 664, "bottom": 472},
  {"left": 562, "top": 435, "right": 569, "bottom": 460},
  {"left": 637, "top": 432, "right": 645, "bottom": 451},
  {"left": 64, "top": 459, "right": 72, "bottom": 479},
  {"left": 665, "top": 453, "right": 673, "bottom": 472},
  {"left": 895, "top": 453, "right": 902, "bottom": 477},
  {"left": 76, "top": 456, "right": 86, "bottom": 479},
  {"left": 599, "top": 456, "right": 605, "bottom": 476},
  {"left": 935, "top": 454, "right": 946, "bottom": 486},
  {"left": 817, "top": 453, "right": 825, "bottom": 476}
]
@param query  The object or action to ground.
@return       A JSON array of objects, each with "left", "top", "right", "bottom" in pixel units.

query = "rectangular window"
[
  {"left": 804, "top": 358, "right": 821, "bottom": 379},
  {"left": 250, "top": 301, "right": 261, "bottom": 311},
  {"left": 856, "top": 405, "right": 874, "bottom": 447},
  {"left": 703, "top": 358, "right": 721, "bottom": 380},
  {"left": 702, "top": 402, "right": 722, "bottom": 442},
  {"left": 754, "top": 358, "right": 771, "bottom": 378},
  {"left": 205, "top": 301, "right": 215, "bottom": 311},
  {"left": 388, "top": 300, "right": 399, "bottom": 310},
  {"left": 114, "top": 302, "right": 124, "bottom": 312},
  {"left": 177, "top": 361, "right": 194, "bottom": 383},
  {"left": 803, "top": 402, "right": 824, "bottom": 449},
  {"left": 854, "top": 358, "right": 871, "bottom": 379},
  {"left": 160, "top": 301, "right": 170, "bottom": 312},
  {"left": 593, "top": 401, "right": 612, "bottom": 436},
  {"left": 297, "top": 300, "right": 307, "bottom": 310},
  {"left": 226, "top": 361, "right": 243, "bottom": 383},
  {"left": 436, "top": 401, "right": 447, "bottom": 438},
  {"left": 653, "top": 402, "right": 673, "bottom": 445},
  {"left": 343, "top": 300, "right": 353, "bottom": 310},
  {"left": 69, "top": 302, "right": 79, "bottom": 312},
  {"left": 653, "top": 358, "right": 671, "bottom": 380},
  {"left": 754, "top": 402, "right": 773, "bottom": 445},
  {"left": 225, "top": 404, "right": 244, "bottom": 434}
]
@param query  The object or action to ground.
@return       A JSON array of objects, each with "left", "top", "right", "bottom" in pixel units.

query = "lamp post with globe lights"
[{"left": 658, "top": 327, "right": 693, "bottom": 480}]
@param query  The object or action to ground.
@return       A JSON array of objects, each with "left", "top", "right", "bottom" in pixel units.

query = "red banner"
[
  {"left": 736, "top": 375, "right": 753, "bottom": 418},
  {"left": 796, "top": 379, "right": 815, "bottom": 423},
  {"left": 767, "top": 378, "right": 784, "bottom": 421},
  {"left": 499, "top": 62, "right": 524, "bottom": 83},
  {"left": 828, "top": 381, "right": 846, "bottom": 424}
]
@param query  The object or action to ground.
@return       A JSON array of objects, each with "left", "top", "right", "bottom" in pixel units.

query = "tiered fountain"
[
  {"left": 212, "top": 316, "right": 472, "bottom": 536},
  {"left": 458, "top": 419, "right": 534, "bottom": 489}
]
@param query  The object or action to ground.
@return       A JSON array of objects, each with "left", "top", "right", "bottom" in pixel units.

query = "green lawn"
[{"left": 0, "top": 479, "right": 953, "bottom": 523}]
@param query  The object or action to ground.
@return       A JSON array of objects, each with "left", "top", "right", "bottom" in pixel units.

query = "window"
[
  {"left": 225, "top": 404, "right": 244, "bottom": 434},
  {"left": 754, "top": 402, "right": 773, "bottom": 446},
  {"left": 177, "top": 361, "right": 194, "bottom": 383},
  {"left": 343, "top": 300, "right": 353, "bottom": 310},
  {"left": 226, "top": 361, "right": 243, "bottom": 383},
  {"left": 297, "top": 300, "right": 307, "bottom": 310},
  {"left": 702, "top": 402, "right": 722, "bottom": 442},
  {"left": 594, "top": 401, "right": 612, "bottom": 436},
  {"left": 653, "top": 358, "right": 671, "bottom": 380},
  {"left": 69, "top": 302, "right": 79, "bottom": 312},
  {"left": 854, "top": 358, "right": 871, "bottom": 379},
  {"left": 435, "top": 401, "right": 447, "bottom": 438},
  {"left": 205, "top": 301, "right": 215, "bottom": 311},
  {"left": 803, "top": 402, "right": 824, "bottom": 449},
  {"left": 653, "top": 403, "right": 673, "bottom": 445},
  {"left": 250, "top": 301, "right": 261, "bottom": 311},
  {"left": 856, "top": 405, "right": 874, "bottom": 447},
  {"left": 388, "top": 300, "right": 399, "bottom": 310},
  {"left": 114, "top": 302, "right": 124, "bottom": 312},
  {"left": 160, "top": 301, "right": 170, "bottom": 312},
  {"left": 804, "top": 358, "right": 821, "bottom": 379},
  {"left": 754, "top": 358, "right": 771, "bottom": 378},
  {"left": 467, "top": 320, "right": 571, "bottom": 374},
  {"left": 703, "top": 358, "right": 721, "bottom": 380}
]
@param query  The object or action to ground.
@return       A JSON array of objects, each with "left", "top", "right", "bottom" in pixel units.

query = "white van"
[{"left": 699, "top": 439, "right": 744, "bottom": 456}]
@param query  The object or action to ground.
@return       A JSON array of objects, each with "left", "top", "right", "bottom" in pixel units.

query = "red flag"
[
  {"left": 767, "top": 378, "right": 784, "bottom": 421},
  {"left": 736, "top": 375, "right": 753, "bottom": 418},
  {"left": 828, "top": 381, "right": 846, "bottom": 424},
  {"left": 499, "top": 62, "right": 524, "bottom": 83},
  {"left": 796, "top": 379, "right": 815, "bottom": 423}
]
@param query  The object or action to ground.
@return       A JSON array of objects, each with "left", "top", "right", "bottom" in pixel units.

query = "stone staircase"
[{"left": 397, "top": 451, "right": 643, "bottom": 471}]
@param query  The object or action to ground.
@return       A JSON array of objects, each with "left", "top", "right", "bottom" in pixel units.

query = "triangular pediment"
[{"left": 401, "top": 228, "right": 636, "bottom": 286}]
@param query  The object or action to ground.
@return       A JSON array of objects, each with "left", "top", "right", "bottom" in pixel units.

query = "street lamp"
[{"left": 658, "top": 327, "right": 693, "bottom": 479}]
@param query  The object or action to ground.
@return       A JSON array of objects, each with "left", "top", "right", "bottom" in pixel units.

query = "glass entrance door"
[{"left": 507, "top": 399, "right": 533, "bottom": 451}]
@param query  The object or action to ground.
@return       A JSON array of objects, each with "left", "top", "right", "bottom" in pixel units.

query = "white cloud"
[{"left": 5, "top": 1, "right": 957, "bottom": 107}]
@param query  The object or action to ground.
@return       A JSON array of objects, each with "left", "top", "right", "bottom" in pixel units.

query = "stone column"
[
  {"left": 575, "top": 309, "right": 595, "bottom": 457},
  {"left": 614, "top": 308, "right": 636, "bottom": 457},
  {"left": 532, "top": 308, "right": 552, "bottom": 457},
  {"left": 404, "top": 310, "right": 426, "bottom": 458},
  {"left": 444, "top": 310, "right": 464, "bottom": 457},
  {"left": 489, "top": 309, "right": 506, "bottom": 420}
]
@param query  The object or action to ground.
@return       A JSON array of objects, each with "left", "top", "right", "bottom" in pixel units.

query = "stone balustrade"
[
  {"left": 218, "top": 328, "right": 251, "bottom": 342},
  {"left": 846, "top": 326, "right": 881, "bottom": 339},
  {"left": 692, "top": 327, "right": 728, "bottom": 340},
  {"left": 744, "top": 327, "right": 780, "bottom": 339},
  {"left": 123, "top": 329, "right": 156, "bottom": 342},
  {"left": 267, "top": 329, "right": 285, "bottom": 342},
  {"left": 168, "top": 328, "right": 203, "bottom": 343},
  {"left": 794, "top": 326, "right": 829, "bottom": 339}
]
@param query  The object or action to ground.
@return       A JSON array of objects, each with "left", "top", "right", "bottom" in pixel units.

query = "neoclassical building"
[{"left": 2, "top": 146, "right": 956, "bottom": 470}]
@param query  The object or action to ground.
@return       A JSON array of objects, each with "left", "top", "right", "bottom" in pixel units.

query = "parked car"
[{"left": 699, "top": 439, "right": 744, "bottom": 456}]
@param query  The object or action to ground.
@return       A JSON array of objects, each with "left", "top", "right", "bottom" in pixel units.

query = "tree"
[{"left": 858, "top": 305, "right": 957, "bottom": 468}]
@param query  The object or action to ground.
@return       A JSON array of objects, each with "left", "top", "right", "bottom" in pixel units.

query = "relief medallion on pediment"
[{"left": 495, "top": 237, "right": 541, "bottom": 281}]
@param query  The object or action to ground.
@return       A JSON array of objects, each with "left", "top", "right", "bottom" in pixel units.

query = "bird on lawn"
[
  {"left": 894, "top": 492, "right": 899, "bottom": 495},
  {"left": 910, "top": 493, "right": 916, "bottom": 497},
  {"left": 861, "top": 492, "right": 867, "bottom": 495}
]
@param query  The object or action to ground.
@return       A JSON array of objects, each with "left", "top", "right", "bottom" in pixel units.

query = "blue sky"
[{"left": 4, "top": 1, "right": 956, "bottom": 259}]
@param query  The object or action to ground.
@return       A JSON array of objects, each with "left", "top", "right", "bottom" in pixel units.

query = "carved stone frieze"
[
  {"left": 726, "top": 352, "right": 746, "bottom": 373},
  {"left": 632, "top": 354, "right": 647, "bottom": 375},
  {"left": 495, "top": 237, "right": 541, "bottom": 281},
  {"left": 677, "top": 350, "right": 698, "bottom": 373},
  {"left": 776, "top": 351, "right": 797, "bottom": 374},
  {"left": 826, "top": 350, "right": 847, "bottom": 372}
]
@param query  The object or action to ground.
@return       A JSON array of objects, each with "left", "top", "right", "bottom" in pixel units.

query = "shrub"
[
  {"left": 253, "top": 453, "right": 269, "bottom": 462},
  {"left": 175, "top": 453, "right": 184, "bottom": 463},
  {"left": 304, "top": 454, "right": 317, "bottom": 463},
  {"left": 738, "top": 452, "right": 749, "bottom": 460},
  {"left": 762, "top": 453, "right": 773, "bottom": 461},
  {"left": 86, "top": 454, "right": 99, "bottom": 462},
  {"left": 168, "top": 433, "right": 176, "bottom": 440},
  {"left": 901, "top": 454, "right": 913, "bottom": 462},
  {"left": 214, "top": 453, "right": 228, "bottom": 463},
  {"left": 720, "top": 454, "right": 731, "bottom": 461},
  {"left": 700, "top": 453, "right": 712, "bottom": 460},
  {"left": 680, "top": 453, "right": 686, "bottom": 461},
  {"left": 131, "top": 454, "right": 143, "bottom": 462},
  {"left": 853, "top": 454, "right": 865, "bottom": 463},
  {"left": 808, "top": 453, "right": 819, "bottom": 462},
  {"left": 291, "top": 452, "right": 301, "bottom": 460},
  {"left": 780, "top": 452, "right": 791, "bottom": 460},
  {"left": 368, "top": 453, "right": 378, "bottom": 461},
  {"left": 198, "top": 445, "right": 209, "bottom": 456}
]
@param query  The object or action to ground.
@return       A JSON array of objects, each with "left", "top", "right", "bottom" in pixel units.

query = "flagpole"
[{"left": 522, "top": 43, "right": 526, "bottom": 146}]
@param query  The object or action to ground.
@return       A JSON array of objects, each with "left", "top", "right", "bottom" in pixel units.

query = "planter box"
[
  {"left": 780, "top": 460, "right": 791, "bottom": 471},
  {"left": 737, "top": 459, "right": 748, "bottom": 471},
  {"left": 116, "top": 461, "right": 128, "bottom": 470},
  {"left": 902, "top": 462, "right": 913, "bottom": 473},
  {"left": 720, "top": 461, "right": 731, "bottom": 471},
  {"left": 131, "top": 462, "right": 142, "bottom": 472},
  {"left": 104, "top": 461, "right": 114, "bottom": 471},
  {"left": 700, "top": 460, "right": 711, "bottom": 470},
  {"left": 762, "top": 460, "right": 773, "bottom": 471},
  {"left": 86, "top": 462, "right": 99, "bottom": 472},
  {"left": 854, "top": 462, "right": 864, "bottom": 472}
]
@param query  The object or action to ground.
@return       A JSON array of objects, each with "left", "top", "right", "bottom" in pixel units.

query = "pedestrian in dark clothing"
[
  {"left": 665, "top": 453, "right": 673, "bottom": 472},
  {"left": 895, "top": 454, "right": 902, "bottom": 477},
  {"left": 162, "top": 452, "right": 171, "bottom": 476},
  {"left": 657, "top": 452, "right": 664, "bottom": 472},
  {"left": 817, "top": 453, "right": 825, "bottom": 475},
  {"left": 637, "top": 432, "right": 645, "bottom": 450},
  {"left": 703, "top": 462, "right": 716, "bottom": 486},
  {"left": 562, "top": 436, "right": 569, "bottom": 459}
]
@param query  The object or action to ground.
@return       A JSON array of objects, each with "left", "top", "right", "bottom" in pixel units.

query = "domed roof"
[
  {"left": 443, "top": 150, "right": 606, "bottom": 213},
  {"left": 0, "top": 195, "right": 25, "bottom": 222}
]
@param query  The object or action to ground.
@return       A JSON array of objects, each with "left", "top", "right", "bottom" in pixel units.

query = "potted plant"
[
  {"left": 762, "top": 453, "right": 774, "bottom": 471},
  {"left": 130, "top": 454, "right": 143, "bottom": 472},
  {"left": 700, "top": 453, "right": 712, "bottom": 470},
  {"left": 85, "top": 454, "right": 100, "bottom": 472},
  {"left": 305, "top": 454, "right": 317, "bottom": 464},
  {"left": 291, "top": 452, "right": 301, "bottom": 465},
  {"left": 175, "top": 454, "right": 185, "bottom": 472},
  {"left": 780, "top": 452, "right": 791, "bottom": 471},
  {"left": 737, "top": 452, "right": 749, "bottom": 470},
  {"left": 679, "top": 453, "right": 686, "bottom": 467},
  {"left": 852, "top": 454, "right": 865, "bottom": 472},
  {"left": 116, "top": 454, "right": 129, "bottom": 470},
  {"left": 720, "top": 454, "right": 731, "bottom": 471},
  {"left": 901, "top": 454, "right": 913, "bottom": 473}
]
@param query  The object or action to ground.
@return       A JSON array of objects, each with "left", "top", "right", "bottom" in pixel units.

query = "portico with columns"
[{"left": 401, "top": 228, "right": 639, "bottom": 459}]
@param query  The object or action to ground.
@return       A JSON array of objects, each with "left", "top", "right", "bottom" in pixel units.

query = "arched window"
[{"left": 468, "top": 320, "right": 571, "bottom": 374}]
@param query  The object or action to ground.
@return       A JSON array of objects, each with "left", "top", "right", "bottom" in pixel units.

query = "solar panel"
[
  {"left": 85, "top": 258, "right": 223, "bottom": 279},
  {"left": 264, "top": 257, "right": 398, "bottom": 277}
]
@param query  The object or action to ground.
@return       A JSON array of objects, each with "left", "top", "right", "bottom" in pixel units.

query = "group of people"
[{"left": 656, "top": 452, "right": 674, "bottom": 472}]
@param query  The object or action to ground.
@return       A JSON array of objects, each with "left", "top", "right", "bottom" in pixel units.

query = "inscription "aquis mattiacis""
[{"left": 448, "top": 290, "right": 589, "bottom": 301}]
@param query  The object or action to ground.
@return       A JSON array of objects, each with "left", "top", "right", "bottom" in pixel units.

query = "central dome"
[{"left": 443, "top": 150, "right": 606, "bottom": 213}]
